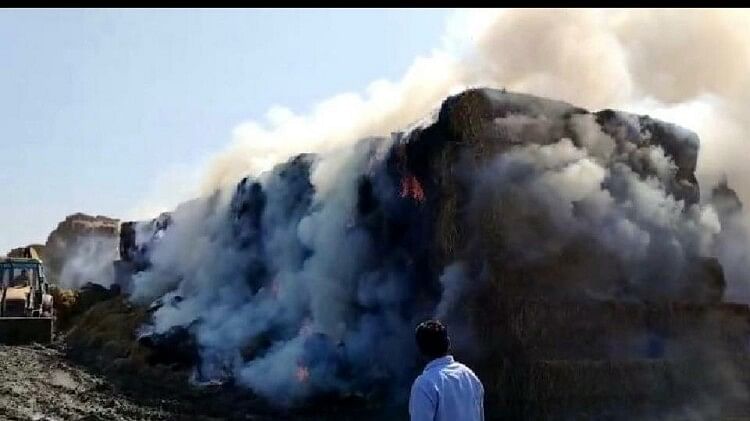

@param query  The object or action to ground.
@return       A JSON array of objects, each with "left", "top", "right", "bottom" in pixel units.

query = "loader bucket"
[{"left": 0, "top": 317, "right": 53, "bottom": 345}]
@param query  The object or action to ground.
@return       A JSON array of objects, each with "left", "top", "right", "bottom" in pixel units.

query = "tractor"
[{"left": 0, "top": 247, "right": 54, "bottom": 344}]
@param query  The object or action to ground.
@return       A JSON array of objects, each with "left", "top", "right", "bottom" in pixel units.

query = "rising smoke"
[
  {"left": 58, "top": 236, "right": 118, "bottom": 289},
  {"left": 201, "top": 10, "right": 750, "bottom": 203},
  {"left": 105, "top": 8, "right": 750, "bottom": 412}
]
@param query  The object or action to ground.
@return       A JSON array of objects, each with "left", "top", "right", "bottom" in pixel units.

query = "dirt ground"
[
  {"left": 0, "top": 342, "right": 392, "bottom": 421},
  {"left": 0, "top": 343, "right": 221, "bottom": 421}
]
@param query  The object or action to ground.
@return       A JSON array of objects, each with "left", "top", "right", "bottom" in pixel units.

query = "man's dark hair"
[{"left": 415, "top": 320, "right": 450, "bottom": 359}]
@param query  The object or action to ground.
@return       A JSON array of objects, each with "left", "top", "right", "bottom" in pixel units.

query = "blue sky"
[{"left": 0, "top": 9, "right": 452, "bottom": 252}]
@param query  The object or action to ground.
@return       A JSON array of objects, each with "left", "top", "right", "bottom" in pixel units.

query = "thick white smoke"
[
  {"left": 133, "top": 136, "right": 423, "bottom": 405},
  {"left": 58, "top": 236, "right": 118, "bottom": 289},
  {"left": 464, "top": 113, "right": 720, "bottom": 299},
  {"left": 192, "top": 7, "right": 750, "bottom": 304},
  {"left": 200, "top": 9, "right": 750, "bottom": 204},
  {"left": 125, "top": 8, "right": 750, "bottom": 410}
]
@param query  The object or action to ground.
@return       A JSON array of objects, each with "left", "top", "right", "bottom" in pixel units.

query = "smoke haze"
[
  {"left": 200, "top": 9, "right": 750, "bottom": 207},
  {"left": 65, "top": 9, "right": 750, "bottom": 415}
]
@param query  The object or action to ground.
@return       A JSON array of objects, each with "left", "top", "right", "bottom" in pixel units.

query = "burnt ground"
[
  {"left": 0, "top": 342, "right": 284, "bottom": 421},
  {"left": 0, "top": 342, "right": 400, "bottom": 421},
  {"left": 1, "top": 295, "right": 396, "bottom": 421},
  {"left": 0, "top": 343, "right": 187, "bottom": 421}
]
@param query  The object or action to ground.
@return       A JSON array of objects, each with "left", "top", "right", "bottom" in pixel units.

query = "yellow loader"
[{"left": 0, "top": 247, "right": 54, "bottom": 344}]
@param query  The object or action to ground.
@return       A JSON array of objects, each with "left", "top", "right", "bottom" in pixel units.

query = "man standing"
[{"left": 409, "top": 320, "right": 485, "bottom": 421}]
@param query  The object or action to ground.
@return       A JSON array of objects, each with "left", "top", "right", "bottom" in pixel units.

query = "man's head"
[{"left": 415, "top": 320, "right": 450, "bottom": 359}]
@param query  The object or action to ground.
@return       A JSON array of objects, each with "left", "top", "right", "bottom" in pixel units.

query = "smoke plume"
[
  {"left": 118, "top": 9, "right": 750, "bottom": 414},
  {"left": 200, "top": 10, "right": 750, "bottom": 205},
  {"left": 58, "top": 236, "right": 118, "bottom": 289}
]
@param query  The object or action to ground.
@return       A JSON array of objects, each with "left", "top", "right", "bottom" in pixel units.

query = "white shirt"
[{"left": 409, "top": 355, "right": 485, "bottom": 421}]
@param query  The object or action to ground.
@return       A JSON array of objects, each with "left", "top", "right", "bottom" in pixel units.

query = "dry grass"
[{"left": 65, "top": 296, "right": 150, "bottom": 367}]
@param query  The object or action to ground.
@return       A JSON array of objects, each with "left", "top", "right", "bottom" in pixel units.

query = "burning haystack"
[{"left": 113, "top": 88, "right": 750, "bottom": 418}]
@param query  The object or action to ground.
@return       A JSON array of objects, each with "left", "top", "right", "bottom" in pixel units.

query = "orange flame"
[{"left": 400, "top": 174, "right": 425, "bottom": 202}]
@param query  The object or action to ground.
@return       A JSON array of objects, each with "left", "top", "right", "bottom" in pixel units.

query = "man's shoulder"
[
  {"left": 451, "top": 362, "right": 484, "bottom": 386},
  {"left": 412, "top": 372, "right": 431, "bottom": 389},
  {"left": 411, "top": 372, "right": 438, "bottom": 399},
  {"left": 449, "top": 361, "right": 475, "bottom": 373}
]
